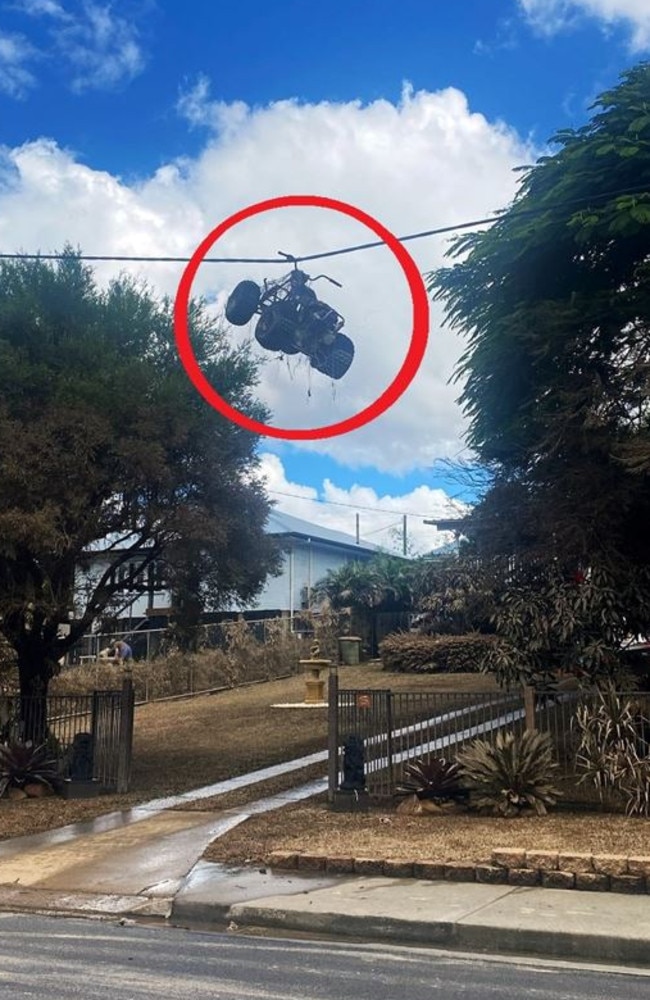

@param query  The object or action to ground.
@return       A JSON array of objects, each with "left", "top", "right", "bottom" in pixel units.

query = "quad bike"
[{"left": 225, "top": 266, "right": 355, "bottom": 380}]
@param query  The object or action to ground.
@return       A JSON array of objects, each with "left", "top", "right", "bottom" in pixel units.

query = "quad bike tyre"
[
  {"left": 310, "top": 332, "right": 355, "bottom": 380},
  {"left": 225, "top": 280, "right": 261, "bottom": 325},
  {"left": 254, "top": 302, "right": 300, "bottom": 353}
]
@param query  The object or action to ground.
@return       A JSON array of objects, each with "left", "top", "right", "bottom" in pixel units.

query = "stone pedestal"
[{"left": 299, "top": 657, "right": 331, "bottom": 704}]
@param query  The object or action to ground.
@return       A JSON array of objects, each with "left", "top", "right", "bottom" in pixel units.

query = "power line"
[
  {"left": 363, "top": 519, "right": 403, "bottom": 537},
  {"left": 1, "top": 182, "right": 647, "bottom": 268},
  {"left": 267, "top": 488, "right": 464, "bottom": 520}
]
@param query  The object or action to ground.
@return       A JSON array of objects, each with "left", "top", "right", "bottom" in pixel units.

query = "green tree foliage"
[
  {"left": 414, "top": 554, "right": 497, "bottom": 635},
  {"left": 313, "top": 553, "right": 415, "bottom": 613},
  {"left": 428, "top": 63, "right": 650, "bottom": 681},
  {"left": 0, "top": 253, "right": 281, "bottom": 712}
]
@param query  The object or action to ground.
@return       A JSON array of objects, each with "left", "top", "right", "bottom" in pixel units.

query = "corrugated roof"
[{"left": 266, "top": 509, "right": 383, "bottom": 553}]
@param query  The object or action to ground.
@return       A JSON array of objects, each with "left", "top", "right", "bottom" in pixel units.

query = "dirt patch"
[
  {"left": 0, "top": 791, "right": 144, "bottom": 841},
  {"left": 203, "top": 799, "right": 650, "bottom": 866}
]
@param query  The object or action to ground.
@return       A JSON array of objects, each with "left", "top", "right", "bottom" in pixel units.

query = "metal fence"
[
  {"left": 330, "top": 682, "right": 525, "bottom": 798},
  {"left": 0, "top": 679, "right": 135, "bottom": 792},
  {"left": 328, "top": 681, "right": 650, "bottom": 805},
  {"left": 67, "top": 615, "right": 318, "bottom": 666}
]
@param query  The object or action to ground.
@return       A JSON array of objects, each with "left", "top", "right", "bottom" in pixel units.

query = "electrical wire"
[
  {"left": 267, "top": 488, "right": 466, "bottom": 519},
  {"left": 1, "top": 182, "right": 648, "bottom": 268}
]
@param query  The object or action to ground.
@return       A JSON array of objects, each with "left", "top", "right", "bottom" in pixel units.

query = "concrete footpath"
[
  {"left": 0, "top": 756, "right": 648, "bottom": 967},
  {"left": 169, "top": 861, "right": 650, "bottom": 967}
]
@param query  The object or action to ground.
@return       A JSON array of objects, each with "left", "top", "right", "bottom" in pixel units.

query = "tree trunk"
[{"left": 16, "top": 647, "right": 52, "bottom": 745}]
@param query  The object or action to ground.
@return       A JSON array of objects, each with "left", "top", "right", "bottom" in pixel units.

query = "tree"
[
  {"left": 428, "top": 63, "right": 650, "bottom": 681},
  {"left": 413, "top": 554, "right": 498, "bottom": 636},
  {"left": 313, "top": 553, "right": 415, "bottom": 613},
  {"left": 0, "top": 253, "right": 281, "bottom": 730}
]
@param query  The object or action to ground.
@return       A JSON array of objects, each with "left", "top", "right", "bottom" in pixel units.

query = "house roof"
[
  {"left": 84, "top": 510, "right": 384, "bottom": 558},
  {"left": 266, "top": 510, "right": 383, "bottom": 554}
]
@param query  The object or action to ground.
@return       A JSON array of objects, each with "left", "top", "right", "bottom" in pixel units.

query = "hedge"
[{"left": 379, "top": 632, "right": 498, "bottom": 673}]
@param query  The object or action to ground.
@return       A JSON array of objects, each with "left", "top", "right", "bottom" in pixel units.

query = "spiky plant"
[
  {"left": 0, "top": 741, "right": 60, "bottom": 798},
  {"left": 573, "top": 685, "right": 650, "bottom": 816},
  {"left": 396, "top": 757, "right": 468, "bottom": 804},
  {"left": 456, "top": 730, "right": 561, "bottom": 817}
]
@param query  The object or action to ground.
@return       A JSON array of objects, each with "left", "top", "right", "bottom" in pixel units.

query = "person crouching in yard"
[{"left": 112, "top": 639, "right": 133, "bottom": 663}]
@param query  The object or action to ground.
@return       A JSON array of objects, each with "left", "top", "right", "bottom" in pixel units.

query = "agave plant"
[
  {"left": 396, "top": 757, "right": 468, "bottom": 805},
  {"left": 456, "top": 730, "right": 561, "bottom": 817},
  {"left": 0, "top": 741, "right": 60, "bottom": 798}
]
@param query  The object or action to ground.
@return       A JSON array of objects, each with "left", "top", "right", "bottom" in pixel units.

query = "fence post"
[
  {"left": 523, "top": 685, "right": 536, "bottom": 731},
  {"left": 90, "top": 690, "right": 101, "bottom": 781},
  {"left": 386, "top": 690, "right": 394, "bottom": 797},
  {"left": 327, "top": 667, "right": 339, "bottom": 803},
  {"left": 116, "top": 667, "right": 135, "bottom": 793}
]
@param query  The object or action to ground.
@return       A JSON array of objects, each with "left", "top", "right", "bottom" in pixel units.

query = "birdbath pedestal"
[{"left": 299, "top": 641, "right": 331, "bottom": 704}]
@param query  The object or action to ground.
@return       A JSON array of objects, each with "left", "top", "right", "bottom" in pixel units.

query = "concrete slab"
[
  {"left": 220, "top": 876, "right": 650, "bottom": 965},
  {"left": 171, "top": 860, "right": 349, "bottom": 927},
  {"left": 0, "top": 885, "right": 172, "bottom": 919},
  {"left": 0, "top": 810, "right": 240, "bottom": 892},
  {"left": 455, "top": 886, "right": 650, "bottom": 964},
  {"left": 227, "top": 877, "right": 515, "bottom": 946}
]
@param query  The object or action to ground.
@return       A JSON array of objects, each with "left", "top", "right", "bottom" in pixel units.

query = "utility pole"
[
  {"left": 402, "top": 514, "right": 407, "bottom": 556},
  {"left": 356, "top": 513, "right": 360, "bottom": 545}
]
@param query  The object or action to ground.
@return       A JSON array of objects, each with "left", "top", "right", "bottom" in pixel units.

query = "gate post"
[
  {"left": 386, "top": 690, "right": 394, "bottom": 797},
  {"left": 327, "top": 666, "right": 339, "bottom": 802},
  {"left": 523, "top": 685, "right": 536, "bottom": 732},
  {"left": 116, "top": 667, "right": 135, "bottom": 793}
]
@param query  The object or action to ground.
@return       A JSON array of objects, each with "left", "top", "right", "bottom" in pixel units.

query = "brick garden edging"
[{"left": 266, "top": 849, "right": 650, "bottom": 894}]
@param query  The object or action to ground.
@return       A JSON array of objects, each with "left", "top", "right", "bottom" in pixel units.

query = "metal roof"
[{"left": 265, "top": 509, "right": 383, "bottom": 553}]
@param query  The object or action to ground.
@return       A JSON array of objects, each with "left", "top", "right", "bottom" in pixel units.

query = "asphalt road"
[{"left": 0, "top": 914, "right": 648, "bottom": 1000}]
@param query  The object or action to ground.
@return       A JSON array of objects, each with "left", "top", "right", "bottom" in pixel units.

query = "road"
[{"left": 0, "top": 913, "right": 648, "bottom": 999}]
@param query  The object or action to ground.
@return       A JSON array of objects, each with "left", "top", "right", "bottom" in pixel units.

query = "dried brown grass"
[
  {"left": 6, "top": 662, "right": 488, "bottom": 840},
  {"left": 203, "top": 798, "right": 650, "bottom": 866}
]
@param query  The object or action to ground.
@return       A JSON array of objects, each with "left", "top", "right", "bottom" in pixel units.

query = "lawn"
[
  {"left": 2, "top": 662, "right": 647, "bottom": 867},
  {"left": 202, "top": 798, "right": 650, "bottom": 867},
  {"left": 0, "top": 664, "right": 496, "bottom": 840}
]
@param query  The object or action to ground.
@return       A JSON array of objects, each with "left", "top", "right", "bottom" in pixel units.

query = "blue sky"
[{"left": 1, "top": 0, "right": 648, "bottom": 552}]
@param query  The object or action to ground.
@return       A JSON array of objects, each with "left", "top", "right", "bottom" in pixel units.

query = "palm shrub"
[
  {"left": 396, "top": 757, "right": 469, "bottom": 805},
  {"left": 456, "top": 729, "right": 561, "bottom": 817},
  {"left": 0, "top": 741, "right": 61, "bottom": 798}
]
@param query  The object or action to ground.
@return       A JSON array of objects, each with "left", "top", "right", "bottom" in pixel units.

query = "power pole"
[
  {"left": 356, "top": 513, "right": 360, "bottom": 545},
  {"left": 402, "top": 514, "right": 407, "bottom": 556}
]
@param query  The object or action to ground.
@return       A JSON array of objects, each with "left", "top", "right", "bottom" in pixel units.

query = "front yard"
[{"left": 1, "top": 661, "right": 647, "bottom": 871}]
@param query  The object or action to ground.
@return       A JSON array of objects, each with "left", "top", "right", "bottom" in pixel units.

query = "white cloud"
[
  {"left": 56, "top": 2, "right": 145, "bottom": 92},
  {"left": 0, "top": 31, "right": 37, "bottom": 98},
  {"left": 10, "top": 0, "right": 145, "bottom": 92},
  {"left": 0, "top": 85, "right": 536, "bottom": 472},
  {"left": 259, "top": 454, "right": 466, "bottom": 556},
  {"left": 519, "top": 0, "right": 650, "bottom": 50},
  {"left": 17, "top": 0, "right": 69, "bottom": 18}
]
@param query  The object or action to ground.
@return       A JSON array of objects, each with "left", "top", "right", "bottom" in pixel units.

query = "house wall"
[
  {"left": 76, "top": 537, "right": 374, "bottom": 623},
  {"left": 249, "top": 539, "right": 371, "bottom": 613}
]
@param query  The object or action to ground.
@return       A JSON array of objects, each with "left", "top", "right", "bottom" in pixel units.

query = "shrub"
[
  {"left": 396, "top": 757, "right": 468, "bottom": 805},
  {"left": 54, "top": 619, "right": 307, "bottom": 701},
  {"left": 0, "top": 741, "right": 60, "bottom": 798},
  {"left": 573, "top": 684, "right": 650, "bottom": 817},
  {"left": 379, "top": 632, "right": 497, "bottom": 673},
  {"left": 456, "top": 729, "right": 561, "bottom": 817},
  {"left": 0, "top": 636, "right": 17, "bottom": 693}
]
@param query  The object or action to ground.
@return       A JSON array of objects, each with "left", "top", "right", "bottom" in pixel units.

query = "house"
[
  {"left": 74, "top": 510, "right": 382, "bottom": 628},
  {"left": 257, "top": 510, "right": 381, "bottom": 615}
]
